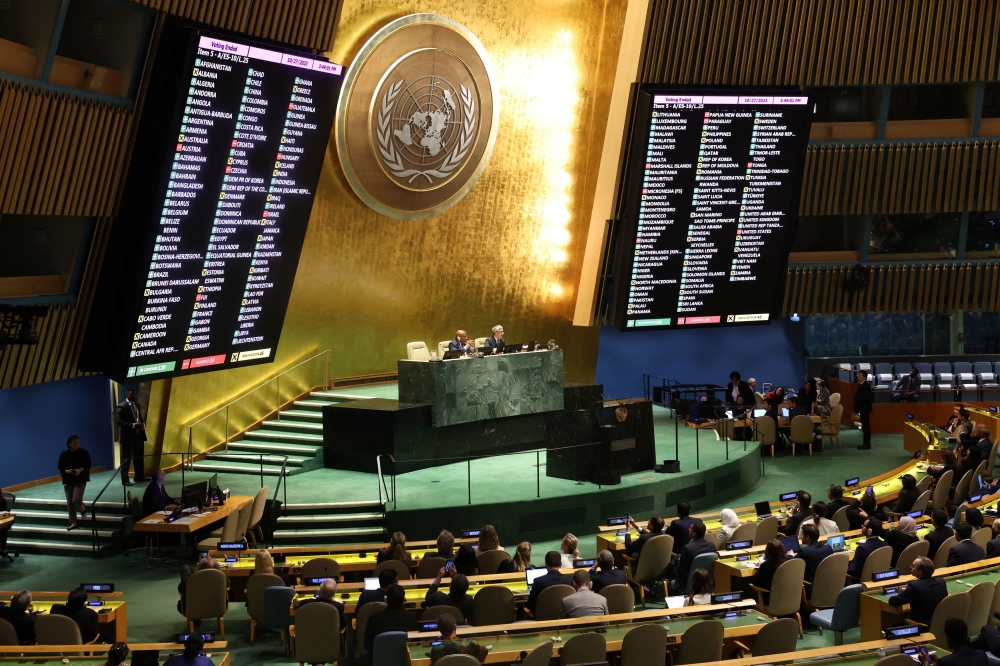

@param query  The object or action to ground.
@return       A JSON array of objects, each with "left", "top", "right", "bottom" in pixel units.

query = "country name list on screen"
[
  {"left": 619, "top": 92, "right": 811, "bottom": 331},
  {"left": 125, "top": 36, "right": 342, "bottom": 379}
]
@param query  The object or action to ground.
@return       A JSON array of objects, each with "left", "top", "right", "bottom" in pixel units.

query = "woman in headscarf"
[
  {"left": 883, "top": 515, "right": 920, "bottom": 566},
  {"left": 715, "top": 508, "right": 742, "bottom": 546}
]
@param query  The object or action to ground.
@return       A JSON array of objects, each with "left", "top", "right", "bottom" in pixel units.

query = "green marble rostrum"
[{"left": 397, "top": 349, "right": 565, "bottom": 427}]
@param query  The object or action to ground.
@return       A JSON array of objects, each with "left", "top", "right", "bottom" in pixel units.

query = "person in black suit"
[
  {"left": 447, "top": 330, "right": 474, "bottom": 355},
  {"left": 752, "top": 539, "right": 785, "bottom": 604},
  {"left": 960, "top": 423, "right": 993, "bottom": 468},
  {"left": 726, "top": 372, "right": 756, "bottom": 407},
  {"left": 483, "top": 325, "right": 505, "bottom": 350},
  {"left": 924, "top": 509, "right": 954, "bottom": 560},
  {"left": 6, "top": 590, "right": 35, "bottom": 644},
  {"left": 780, "top": 492, "right": 813, "bottom": 537},
  {"left": 854, "top": 370, "right": 873, "bottom": 450},
  {"left": 666, "top": 501, "right": 703, "bottom": 553},
  {"left": 364, "top": 585, "right": 417, "bottom": 653},
  {"left": 357, "top": 568, "right": 396, "bottom": 611},
  {"left": 0, "top": 488, "right": 12, "bottom": 561},
  {"left": 891, "top": 474, "right": 920, "bottom": 514},
  {"left": 920, "top": 618, "right": 990, "bottom": 666},
  {"left": 786, "top": 395, "right": 810, "bottom": 420},
  {"left": 986, "top": 521, "right": 1000, "bottom": 558},
  {"left": 525, "top": 551, "right": 573, "bottom": 615},
  {"left": 296, "top": 579, "right": 345, "bottom": 630},
  {"left": 889, "top": 556, "right": 948, "bottom": 625},
  {"left": 116, "top": 389, "right": 147, "bottom": 485},
  {"left": 941, "top": 405, "right": 962, "bottom": 433},
  {"left": 825, "top": 485, "right": 852, "bottom": 517},
  {"left": 666, "top": 522, "right": 717, "bottom": 592},
  {"left": 947, "top": 522, "right": 985, "bottom": 566},
  {"left": 141, "top": 469, "right": 179, "bottom": 516},
  {"left": 624, "top": 515, "right": 665, "bottom": 564},
  {"left": 847, "top": 518, "right": 886, "bottom": 580},
  {"left": 790, "top": 524, "right": 832, "bottom": 584},
  {"left": 846, "top": 494, "right": 883, "bottom": 531},
  {"left": 51, "top": 587, "right": 99, "bottom": 643},
  {"left": 892, "top": 368, "right": 921, "bottom": 402},
  {"left": 589, "top": 550, "right": 626, "bottom": 593},
  {"left": 425, "top": 571, "right": 474, "bottom": 623}
]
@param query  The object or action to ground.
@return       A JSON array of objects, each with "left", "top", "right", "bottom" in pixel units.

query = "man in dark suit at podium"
[
  {"left": 484, "top": 325, "right": 505, "bottom": 350},
  {"left": 142, "top": 469, "right": 178, "bottom": 516},
  {"left": 116, "top": 389, "right": 147, "bottom": 485},
  {"left": 448, "top": 330, "right": 474, "bottom": 354}
]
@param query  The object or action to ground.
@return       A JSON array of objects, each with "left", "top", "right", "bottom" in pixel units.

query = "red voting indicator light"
[
  {"left": 181, "top": 360, "right": 191, "bottom": 370},
  {"left": 176, "top": 144, "right": 183, "bottom": 151},
  {"left": 232, "top": 140, "right": 238, "bottom": 147},
  {"left": 191, "top": 355, "right": 226, "bottom": 368}
]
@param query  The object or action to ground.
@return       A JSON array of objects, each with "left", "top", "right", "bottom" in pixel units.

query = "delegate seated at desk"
[
  {"left": 142, "top": 469, "right": 180, "bottom": 515},
  {"left": 448, "top": 330, "right": 474, "bottom": 354},
  {"left": 888, "top": 556, "right": 947, "bottom": 625},
  {"left": 484, "top": 325, "right": 504, "bottom": 349}
]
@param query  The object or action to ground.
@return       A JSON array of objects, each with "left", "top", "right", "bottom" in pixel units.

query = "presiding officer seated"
[
  {"left": 448, "top": 330, "right": 474, "bottom": 355},
  {"left": 484, "top": 325, "right": 505, "bottom": 350},
  {"left": 142, "top": 469, "right": 180, "bottom": 515}
]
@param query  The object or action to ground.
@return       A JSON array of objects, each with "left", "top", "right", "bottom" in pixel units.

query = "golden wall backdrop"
[{"left": 148, "top": 0, "right": 628, "bottom": 461}]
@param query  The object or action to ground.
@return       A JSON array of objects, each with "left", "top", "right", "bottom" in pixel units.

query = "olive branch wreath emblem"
[{"left": 376, "top": 79, "right": 476, "bottom": 185}]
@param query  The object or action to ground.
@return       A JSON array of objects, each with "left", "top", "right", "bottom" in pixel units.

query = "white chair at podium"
[
  {"left": 406, "top": 341, "right": 431, "bottom": 360},
  {"left": 437, "top": 341, "right": 450, "bottom": 358}
]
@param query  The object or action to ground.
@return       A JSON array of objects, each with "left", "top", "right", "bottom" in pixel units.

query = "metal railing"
[{"left": 184, "top": 350, "right": 329, "bottom": 468}]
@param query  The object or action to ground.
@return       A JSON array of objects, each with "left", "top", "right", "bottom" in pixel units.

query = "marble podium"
[{"left": 397, "top": 349, "right": 564, "bottom": 427}]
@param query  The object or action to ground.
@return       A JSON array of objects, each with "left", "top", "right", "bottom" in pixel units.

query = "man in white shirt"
[{"left": 559, "top": 570, "right": 609, "bottom": 619}]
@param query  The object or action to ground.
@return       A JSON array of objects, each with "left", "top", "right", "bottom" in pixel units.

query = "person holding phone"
[
  {"left": 425, "top": 570, "right": 474, "bottom": 622},
  {"left": 58, "top": 435, "right": 91, "bottom": 531},
  {"left": 918, "top": 618, "right": 989, "bottom": 665}
]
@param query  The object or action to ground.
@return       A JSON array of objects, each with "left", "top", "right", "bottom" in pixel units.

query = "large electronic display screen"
[
  {"left": 81, "top": 22, "right": 342, "bottom": 381},
  {"left": 613, "top": 87, "right": 812, "bottom": 332}
]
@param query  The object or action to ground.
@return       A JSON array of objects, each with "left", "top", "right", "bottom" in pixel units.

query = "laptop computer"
[
  {"left": 364, "top": 577, "right": 380, "bottom": 590},
  {"left": 779, "top": 535, "right": 800, "bottom": 554},
  {"left": 754, "top": 501, "right": 773, "bottom": 519},
  {"left": 502, "top": 343, "right": 524, "bottom": 354},
  {"left": 827, "top": 535, "right": 845, "bottom": 551},
  {"left": 526, "top": 568, "right": 547, "bottom": 590},
  {"left": 781, "top": 407, "right": 790, "bottom": 418},
  {"left": 442, "top": 350, "right": 465, "bottom": 359},
  {"left": 753, "top": 408, "right": 767, "bottom": 417}
]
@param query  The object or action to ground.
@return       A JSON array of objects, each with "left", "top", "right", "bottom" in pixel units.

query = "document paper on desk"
[{"left": 172, "top": 516, "right": 198, "bottom": 525}]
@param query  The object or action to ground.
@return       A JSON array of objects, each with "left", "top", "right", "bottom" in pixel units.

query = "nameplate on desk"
[
  {"left": 461, "top": 529, "right": 481, "bottom": 538},
  {"left": 991, "top": 406, "right": 998, "bottom": 413},
  {"left": 779, "top": 491, "right": 798, "bottom": 502},
  {"left": 572, "top": 559, "right": 596, "bottom": 568},
  {"left": 419, "top": 621, "right": 438, "bottom": 632},
  {"left": 82, "top": 583, "right": 114, "bottom": 593},
  {"left": 884, "top": 625, "right": 921, "bottom": 639},
  {"left": 845, "top": 477, "right": 859, "bottom": 487},
  {"left": 712, "top": 591, "right": 743, "bottom": 604},
  {"left": 969, "top": 494, "right": 984, "bottom": 504},
  {"left": 218, "top": 542, "right": 247, "bottom": 550},
  {"left": 727, "top": 540, "right": 753, "bottom": 550},
  {"left": 872, "top": 569, "right": 899, "bottom": 581},
  {"left": 304, "top": 577, "right": 333, "bottom": 585},
  {"left": 906, "top": 510, "right": 923, "bottom": 519},
  {"left": 606, "top": 516, "right": 628, "bottom": 526},
  {"left": 176, "top": 633, "right": 215, "bottom": 643},
  {"left": 610, "top": 438, "right": 636, "bottom": 452}
]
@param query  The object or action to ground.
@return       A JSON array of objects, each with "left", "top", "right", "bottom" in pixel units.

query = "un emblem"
[{"left": 336, "top": 15, "right": 499, "bottom": 220}]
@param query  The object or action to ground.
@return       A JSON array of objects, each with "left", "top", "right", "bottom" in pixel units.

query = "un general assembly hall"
[{"left": 6, "top": 0, "right": 1000, "bottom": 665}]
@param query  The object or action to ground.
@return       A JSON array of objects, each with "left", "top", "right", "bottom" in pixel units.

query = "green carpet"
[{"left": 2, "top": 384, "right": 911, "bottom": 662}]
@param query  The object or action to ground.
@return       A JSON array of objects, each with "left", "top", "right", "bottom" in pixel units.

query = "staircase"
[
  {"left": 191, "top": 391, "right": 374, "bottom": 477},
  {"left": 272, "top": 500, "right": 385, "bottom": 546},
  {"left": 6, "top": 497, "right": 130, "bottom": 555}
]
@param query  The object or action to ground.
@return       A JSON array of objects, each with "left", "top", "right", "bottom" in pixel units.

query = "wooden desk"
[
  {"left": 208, "top": 538, "right": 476, "bottom": 560},
  {"left": 405, "top": 601, "right": 766, "bottom": 666},
  {"left": 0, "top": 646, "right": 228, "bottom": 665},
  {"left": 32, "top": 600, "right": 127, "bottom": 642},
  {"left": 697, "top": 636, "right": 941, "bottom": 666},
  {"left": 134, "top": 496, "right": 252, "bottom": 550},
  {"left": 963, "top": 403, "right": 1000, "bottom": 442},
  {"left": 0, "top": 515, "right": 12, "bottom": 529},
  {"left": 859, "top": 556, "right": 1000, "bottom": 641}
]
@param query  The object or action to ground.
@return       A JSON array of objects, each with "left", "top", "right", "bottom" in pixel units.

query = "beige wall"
[{"left": 148, "top": 0, "right": 629, "bottom": 463}]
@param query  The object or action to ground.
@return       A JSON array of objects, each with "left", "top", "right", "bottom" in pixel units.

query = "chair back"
[
  {"left": 0, "top": 619, "right": 16, "bottom": 646},
  {"left": 128, "top": 494, "right": 143, "bottom": 523},
  {"left": 831, "top": 505, "right": 851, "bottom": 532},
  {"left": 751, "top": 617, "right": 799, "bottom": 656},
  {"left": 754, "top": 516, "right": 780, "bottom": 545},
  {"left": 973, "top": 527, "right": 992, "bottom": 550},
  {"left": 716, "top": 419, "right": 737, "bottom": 441},
  {"left": 683, "top": 552, "right": 718, "bottom": 595},
  {"left": 476, "top": 549, "right": 511, "bottom": 575},
  {"left": 968, "top": 580, "right": 994, "bottom": 635},
  {"left": 829, "top": 392, "right": 841, "bottom": 407},
  {"left": 620, "top": 624, "right": 667, "bottom": 666},
  {"left": 262, "top": 586, "right": 296, "bottom": 632},
  {"left": 933, "top": 535, "right": 958, "bottom": 568},
  {"left": 807, "top": 552, "right": 849, "bottom": 608},
  {"left": 436, "top": 656, "right": 480, "bottom": 666},
  {"left": 534, "top": 584, "right": 575, "bottom": 621},
  {"left": 373, "top": 559, "right": 412, "bottom": 580},
  {"left": 633, "top": 534, "right": 674, "bottom": 582},
  {"left": 990, "top": 579, "right": 1000, "bottom": 625},
  {"left": 826, "top": 404, "right": 843, "bottom": 434},
  {"left": 894, "top": 540, "right": 929, "bottom": 574},
  {"left": 247, "top": 485, "right": 269, "bottom": 531},
  {"left": 826, "top": 584, "right": 863, "bottom": 631},
  {"left": 790, "top": 414, "right": 814, "bottom": 443},
  {"left": 235, "top": 498, "right": 255, "bottom": 542},
  {"left": 929, "top": 592, "right": 970, "bottom": 639},
  {"left": 522, "top": 641, "right": 553, "bottom": 666},
  {"left": 294, "top": 602, "right": 340, "bottom": 664},
  {"left": 372, "top": 630, "right": 409, "bottom": 666},
  {"left": 911, "top": 490, "right": 931, "bottom": 515},
  {"left": 437, "top": 341, "right": 450, "bottom": 359},
  {"left": 598, "top": 584, "right": 634, "bottom": 615},
  {"left": 988, "top": 441, "right": 999, "bottom": 477},
  {"left": 754, "top": 416, "right": 776, "bottom": 446},
  {"left": 767, "top": 557, "right": 806, "bottom": 617},
  {"left": 931, "top": 470, "right": 953, "bottom": 510},
  {"left": 676, "top": 619, "right": 724, "bottom": 664},
  {"left": 416, "top": 556, "right": 448, "bottom": 579},
  {"left": 754, "top": 392, "right": 765, "bottom": 406},
  {"left": 35, "top": 614, "right": 82, "bottom": 645},
  {"left": 406, "top": 342, "right": 431, "bottom": 360},
  {"left": 246, "top": 573, "right": 285, "bottom": 621},
  {"left": 875, "top": 655, "right": 922, "bottom": 666},
  {"left": 422, "top": 605, "right": 464, "bottom": 622},
  {"left": 729, "top": 521, "right": 757, "bottom": 544},
  {"left": 185, "top": 568, "right": 228, "bottom": 620},
  {"left": 219, "top": 509, "right": 240, "bottom": 544},
  {"left": 974, "top": 459, "right": 989, "bottom": 484},
  {"left": 473, "top": 585, "right": 515, "bottom": 625},
  {"left": 860, "top": 545, "right": 893, "bottom": 582},
  {"left": 354, "top": 601, "right": 387, "bottom": 656},
  {"left": 953, "top": 470, "right": 974, "bottom": 506},
  {"left": 300, "top": 557, "right": 341, "bottom": 582},
  {"left": 559, "top": 632, "right": 606, "bottom": 666},
  {"left": 916, "top": 475, "right": 933, "bottom": 493}
]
